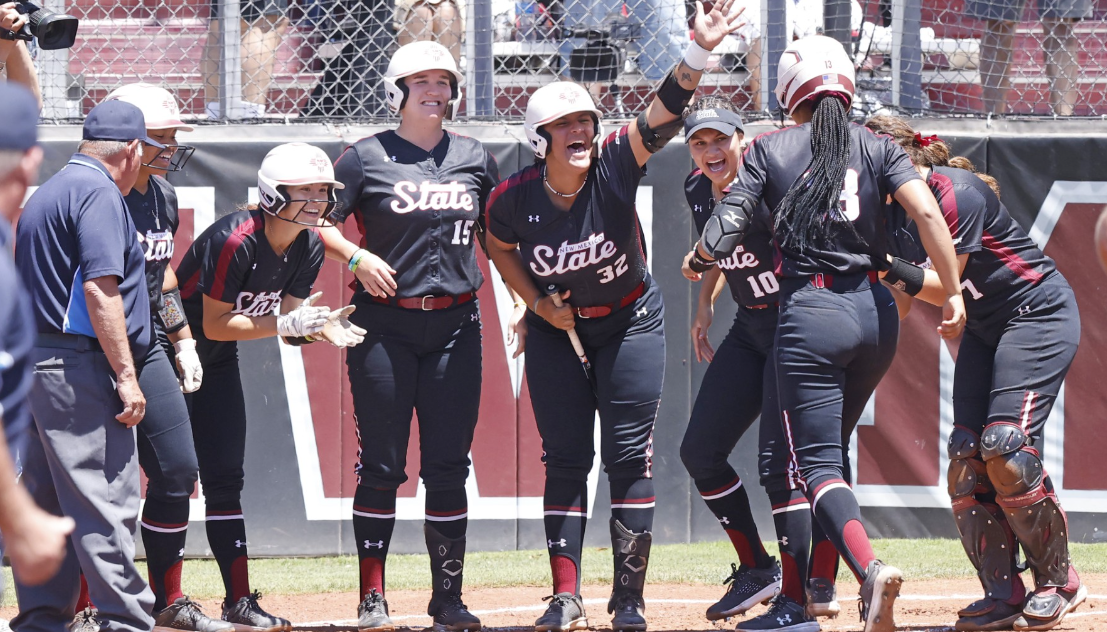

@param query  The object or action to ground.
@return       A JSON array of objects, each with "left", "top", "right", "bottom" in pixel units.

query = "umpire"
[{"left": 13, "top": 99, "right": 163, "bottom": 632}]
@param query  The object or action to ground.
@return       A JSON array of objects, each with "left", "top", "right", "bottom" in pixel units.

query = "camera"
[
  {"left": 567, "top": 18, "right": 641, "bottom": 83},
  {"left": 0, "top": 2, "right": 79, "bottom": 51}
]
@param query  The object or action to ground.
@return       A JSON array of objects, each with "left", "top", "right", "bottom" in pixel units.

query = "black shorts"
[
  {"left": 210, "top": 0, "right": 288, "bottom": 22},
  {"left": 964, "top": 0, "right": 1091, "bottom": 21}
]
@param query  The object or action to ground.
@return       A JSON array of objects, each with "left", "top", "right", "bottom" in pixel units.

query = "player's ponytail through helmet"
[
  {"left": 773, "top": 93, "right": 860, "bottom": 252},
  {"left": 864, "top": 115, "right": 1001, "bottom": 198}
]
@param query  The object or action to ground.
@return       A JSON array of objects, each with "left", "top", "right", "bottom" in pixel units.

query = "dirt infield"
[{"left": 3, "top": 575, "right": 1104, "bottom": 631}]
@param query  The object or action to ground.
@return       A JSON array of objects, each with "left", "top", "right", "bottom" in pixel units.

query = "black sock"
[
  {"left": 769, "top": 488, "right": 812, "bottom": 603},
  {"left": 806, "top": 475, "right": 873, "bottom": 582},
  {"left": 544, "top": 477, "right": 587, "bottom": 595},
  {"left": 141, "top": 497, "right": 190, "bottom": 611},
  {"left": 426, "top": 487, "right": 468, "bottom": 540},
  {"left": 354, "top": 485, "right": 397, "bottom": 598},
  {"left": 205, "top": 500, "right": 249, "bottom": 602},
  {"left": 610, "top": 477, "right": 655, "bottom": 534},
  {"left": 695, "top": 470, "right": 771, "bottom": 568}
]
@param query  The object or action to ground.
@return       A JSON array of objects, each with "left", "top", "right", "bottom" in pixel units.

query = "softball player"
[
  {"left": 865, "top": 116, "right": 1086, "bottom": 632},
  {"left": 70, "top": 83, "right": 231, "bottom": 631},
  {"left": 678, "top": 96, "right": 842, "bottom": 623},
  {"left": 485, "top": 4, "right": 744, "bottom": 630},
  {"left": 175, "top": 143, "right": 364, "bottom": 630},
  {"left": 683, "top": 35, "right": 966, "bottom": 632},
  {"left": 317, "top": 41, "right": 501, "bottom": 632}
]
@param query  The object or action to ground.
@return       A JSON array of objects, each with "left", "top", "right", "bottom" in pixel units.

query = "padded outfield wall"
[{"left": 27, "top": 121, "right": 1107, "bottom": 557}]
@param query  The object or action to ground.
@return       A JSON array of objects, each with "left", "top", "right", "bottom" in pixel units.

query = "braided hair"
[{"left": 773, "top": 94, "right": 862, "bottom": 252}]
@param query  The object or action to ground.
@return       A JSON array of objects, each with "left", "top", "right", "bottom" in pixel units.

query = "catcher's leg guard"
[{"left": 425, "top": 524, "right": 481, "bottom": 631}]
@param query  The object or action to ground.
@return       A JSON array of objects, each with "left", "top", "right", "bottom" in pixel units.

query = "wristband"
[
  {"left": 348, "top": 249, "right": 369, "bottom": 273},
  {"left": 883, "top": 257, "right": 925, "bottom": 296},
  {"left": 683, "top": 40, "right": 711, "bottom": 72},
  {"left": 514, "top": 301, "right": 526, "bottom": 309},
  {"left": 688, "top": 249, "right": 716, "bottom": 274}
]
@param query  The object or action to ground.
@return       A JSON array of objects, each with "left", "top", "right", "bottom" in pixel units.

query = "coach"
[{"left": 12, "top": 100, "right": 162, "bottom": 632}]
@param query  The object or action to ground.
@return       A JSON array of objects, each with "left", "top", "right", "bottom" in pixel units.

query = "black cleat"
[
  {"left": 804, "top": 578, "right": 840, "bottom": 619},
  {"left": 222, "top": 591, "right": 292, "bottom": 632},
  {"left": 357, "top": 590, "right": 394, "bottom": 632},
  {"left": 705, "top": 561, "right": 782, "bottom": 620},
  {"left": 157, "top": 597, "right": 236, "bottom": 632},
  {"left": 858, "top": 560, "right": 903, "bottom": 632},
  {"left": 535, "top": 593, "right": 589, "bottom": 632},
  {"left": 429, "top": 594, "right": 481, "bottom": 632},
  {"left": 735, "top": 594, "right": 820, "bottom": 632},
  {"left": 609, "top": 591, "right": 647, "bottom": 632}
]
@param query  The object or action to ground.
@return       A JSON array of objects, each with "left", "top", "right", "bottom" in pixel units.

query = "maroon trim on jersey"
[
  {"left": 982, "top": 230, "right": 1043, "bottom": 284},
  {"left": 179, "top": 269, "right": 200, "bottom": 300},
  {"left": 927, "top": 171, "right": 960, "bottom": 236},
  {"left": 486, "top": 166, "right": 541, "bottom": 224},
  {"left": 210, "top": 214, "right": 264, "bottom": 300},
  {"left": 599, "top": 124, "right": 629, "bottom": 150}
]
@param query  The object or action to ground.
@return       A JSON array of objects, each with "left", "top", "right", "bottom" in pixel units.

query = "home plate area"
[{"left": 156, "top": 575, "right": 1107, "bottom": 632}]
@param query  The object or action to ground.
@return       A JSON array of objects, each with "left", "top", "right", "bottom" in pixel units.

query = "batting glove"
[
  {"left": 318, "top": 305, "right": 367, "bottom": 348},
  {"left": 277, "top": 292, "right": 329, "bottom": 338},
  {"left": 173, "top": 338, "right": 204, "bottom": 393}
]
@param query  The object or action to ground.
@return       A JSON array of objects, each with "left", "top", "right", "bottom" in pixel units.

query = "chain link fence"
[{"left": 12, "top": 0, "right": 1107, "bottom": 123}]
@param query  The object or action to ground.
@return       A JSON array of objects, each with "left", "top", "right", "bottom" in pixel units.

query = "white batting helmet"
[
  {"left": 524, "top": 81, "right": 603, "bottom": 160},
  {"left": 774, "top": 35, "right": 856, "bottom": 116},
  {"left": 382, "top": 41, "right": 465, "bottom": 120},
  {"left": 105, "top": 83, "right": 193, "bottom": 131},
  {"left": 258, "top": 143, "right": 345, "bottom": 226}
]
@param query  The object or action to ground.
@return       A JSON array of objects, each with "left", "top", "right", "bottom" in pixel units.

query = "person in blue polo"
[
  {"left": 13, "top": 99, "right": 164, "bottom": 632},
  {"left": 0, "top": 83, "right": 75, "bottom": 598}
]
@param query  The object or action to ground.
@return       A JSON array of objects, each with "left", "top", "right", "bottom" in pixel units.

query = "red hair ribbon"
[{"left": 914, "top": 132, "right": 942, "bottom": 147}]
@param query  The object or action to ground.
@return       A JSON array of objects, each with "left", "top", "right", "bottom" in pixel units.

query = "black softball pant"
[
  {"left": 526, "top": 283, "right": 665, "bottom": 484},
  {"left": 139, "top": 331, "right": 199, "bottom": 505},
  {"left": 345, "top": 298, "right": 483, "bottom": 492}
]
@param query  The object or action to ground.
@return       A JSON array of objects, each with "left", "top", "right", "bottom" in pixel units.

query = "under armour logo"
[
  {"left": 636, "top": 307, "right": 648, "bottom": 318},
  {"left": 471, "top": 313, "right": 479, "bottom": 321},
  {"left": 178, "top": 548, "right": 185, "bottom": 557},
  {"left": 364, "top": 540, "right": 384, "bottom": 549},
  {"left": 1018, "top": 305, "right": 1032, "bottom": 316},
  {"left": 777, "top": 614, "right": 792, "bottom": 625},
  {"left": 548, "top": 539, "right": 567, "bottom": 548},
  {"left": 780, "top": 536, "right": 789, "bottom": 546},
  {"left": 529, "top": 215, "right": 540, "bottom": 222},
  {"left": 717, "top": 516, "right": 730, "bottom": 525},
  {"left": 235, "top": 540, "right": 248, "bottom": 548},
  {"left": 694, "top": 204, "right": 703, "bottom": 213}
]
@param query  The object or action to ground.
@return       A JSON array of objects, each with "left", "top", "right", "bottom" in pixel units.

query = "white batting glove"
[
  {"left": 173, "top": 338, "right": 204, "bottom": 393},
  {"left": 277, "top": 292, "right": 329, "bottom": 338},
  {"left": 317, "top": 305, "right": 367, "bottom": 348}
]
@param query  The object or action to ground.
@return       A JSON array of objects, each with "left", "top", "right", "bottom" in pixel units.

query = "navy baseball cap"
[
  {"left": 82, "top": 100, "right": 166, "bottom": 149},
  {"left": 0, "top": 84, "right": 39, "bottom": 150},
  {"left": 684, "top": 107, "right": 745, "bottom": 143}
]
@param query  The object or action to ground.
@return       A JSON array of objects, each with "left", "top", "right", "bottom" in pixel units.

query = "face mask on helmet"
[
  {"left": 259, "top": 184, "right": 340, "bottom": 227},
  {"left": 143, "top": 142, "right": 196, "bottom": 172}
]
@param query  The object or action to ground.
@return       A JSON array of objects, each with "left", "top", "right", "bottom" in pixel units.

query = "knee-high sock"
[
  {"left": 544, "top": 477, "right": 587, "bottom": 595},
  {"left": 769, "top": 489, "right": 812, "bottom": 603},
  {"left": 806, "top": 476, "right": 874, "bottom": 583},
  {"left": 426, "top": 488, "right": 468, "bottom": 540},
  {"left": 141, "top": 497, "right": 190, "bottom": 610},
  {"left": 610, "top": 477, "right": 655, "bottom": 534},
  {"left": 695, "top": 470, "right": 771, "bottom": 569},
  {"left": 354, "top": 486, "right": 397, "bottom": 598},
  {"left": 809, "top": 516, "right": 840, "bottom": 584},
  {"left": 206, "top": 500, "right": 250, "bottom": 602}
]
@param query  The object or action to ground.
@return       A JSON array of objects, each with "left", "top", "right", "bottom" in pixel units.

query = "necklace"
[
  {"left": 543, "top": 166, "right": 586, "bottom": 198},
  {"left": 149, "top": 181, "right": 162, "bottom": 231}
]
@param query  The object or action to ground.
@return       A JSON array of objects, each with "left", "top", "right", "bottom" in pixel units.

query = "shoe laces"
[
  {"left": 362, "top": 589, "right": 387, "bottom": 609},
  {"left": 544, "top": 594, "right": 576, "bottom": 608},
  {"left": 439, "top": 593, "right": 470, "bottom": 614},
  {"left": 245, "top": 591, "right": 265, "bottom": 610},
  {"left": 611, "top": 591, "right": 643, "bottom": 613}
]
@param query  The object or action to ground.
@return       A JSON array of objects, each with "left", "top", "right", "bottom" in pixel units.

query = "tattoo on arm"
[{"left": 681, "top": 71, "right": 692, "bottom": 82}]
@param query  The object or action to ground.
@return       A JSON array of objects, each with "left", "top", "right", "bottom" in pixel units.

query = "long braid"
[{"left": 773, "top": 95, "right": 861, "bottom": 252}]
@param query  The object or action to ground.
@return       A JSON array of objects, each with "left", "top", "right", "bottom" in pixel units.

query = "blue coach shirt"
[
  {"left": 0, "top": 219, "right": 34, "bottom": 458},
  {"left": 15, "top": 154, "right": 151, "bottom": 357}
]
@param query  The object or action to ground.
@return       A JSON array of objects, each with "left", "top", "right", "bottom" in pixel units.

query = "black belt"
[{"left": 36, "top": 333, "right": 102, "bottom": 352}]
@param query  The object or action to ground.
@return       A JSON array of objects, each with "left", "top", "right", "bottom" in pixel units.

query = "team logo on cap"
[
  {"left": 308, "top": 156, "right": 330, "bottom": 173},
  {"left": 426, "top": 46, "right": 445, "bottom": 62},
  {"left": 699, "top": 109, "right": 719, "bottom": 118},
  {"left": 559, "top": 89, "right": 579, "bottom": 105}
]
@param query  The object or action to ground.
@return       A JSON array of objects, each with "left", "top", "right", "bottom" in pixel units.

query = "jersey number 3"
[{"left": 838, "top": 169, "right": 860, "bottom": 221}]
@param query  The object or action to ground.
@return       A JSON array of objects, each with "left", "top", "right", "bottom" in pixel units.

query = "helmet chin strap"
[{"left": 262, "top": 199, "right": 338, "bottom": 228}]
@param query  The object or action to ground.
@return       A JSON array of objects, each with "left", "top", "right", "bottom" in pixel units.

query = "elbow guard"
[
  {"left": 883, "top": 257, "right": 926, "bottom": 296},
  {"left": 702, "top": 191, "right": 756, "bottom": 260},
  {"left": 636, "top": 111, "right": 683, "bottom": 154},
  {"left": 158, "top": 287, "right": 188, "bottom": 334}
]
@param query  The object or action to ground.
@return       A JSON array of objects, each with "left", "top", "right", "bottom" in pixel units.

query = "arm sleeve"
[
  {"left": 287, "top": 234, "right": 326, "bottom": 299},
  {"left": 197, "top": 230, "right": 251, "bottom": 304},
  {"left": 331, "top": 145, "right": 366, "bottom": 225},
  {"left": 597, "top": 125, "right": 646, "bottom": 204},
  {"left": 75, "top": 188, "right": 128, "bottom": 281},
  {"left": 882, "top": 140, "right": 923, "bottom": 193},
  {"left": 685, "top": 172, "right": 711, "bottom": 235}
]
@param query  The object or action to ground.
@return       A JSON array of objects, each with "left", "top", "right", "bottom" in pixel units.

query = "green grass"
[{"left": 5, "top": 539, "right": 1106, "bottom": 606}]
